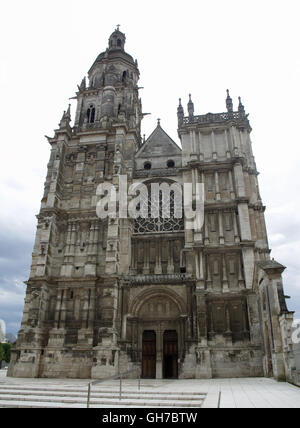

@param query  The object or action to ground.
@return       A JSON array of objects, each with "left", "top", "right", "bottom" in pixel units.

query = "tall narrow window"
[{"left": 87, "top": 105, "right": 95, "bottom": 123}]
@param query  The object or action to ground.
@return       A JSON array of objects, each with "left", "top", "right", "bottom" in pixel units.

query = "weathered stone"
[{"left": 8, "top": 28, "right": 297, "bottom": 385}]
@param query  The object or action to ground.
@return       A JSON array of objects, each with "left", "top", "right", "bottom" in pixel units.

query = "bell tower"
[
  {"left": 8, "top": 28, "right": 144, "bottom": 379},
  {"left": 74, "top": 26, "right": 142, "bottom": 138}
]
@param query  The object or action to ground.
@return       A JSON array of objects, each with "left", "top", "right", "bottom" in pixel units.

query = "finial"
[
  {"left": 66, "top": 103, "right": 71, "bottom": 117},
  {"left": 238, "top": 96, "right": 245, "bottom": 115},
  {"left": 116, "top": 24, "right": 120, "bottom": 31},
  {"left": 177, "top": 98, "right": 184, "bottom": 126},
  {"left": 78, "top": 76, "right": 86, "bottom": 91},
  {"left": 59, "top": 104, "right": 71, "bottom": 128},
  {"left": 226, "top": 89, "right": 233, "bottom": 113},
  {"left": 187, "top": 93, "right": 194, "bottom": 117},
  {"left": 157, "top": 118, "right": 161, "bottom": 126}
]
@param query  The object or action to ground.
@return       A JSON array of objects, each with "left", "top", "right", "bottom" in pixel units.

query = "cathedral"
[{"left": 8, "top": 28, "right": 297, "bottom": 382}]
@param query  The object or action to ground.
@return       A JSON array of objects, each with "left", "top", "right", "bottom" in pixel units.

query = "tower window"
[
  {"left": 87, "top": 105, "right": 95, "bottom": 123},
  {"left": 117, "top": 39, "right": 122, "bottom": 47},
  {"left": 144, "top": 162, "right": 152, "bottom": 170},
  {"left": 167, "top": 160, "right": 175, "bottom": 168}
]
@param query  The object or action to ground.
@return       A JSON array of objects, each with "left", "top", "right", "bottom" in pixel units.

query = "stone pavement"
[{"left": 0, "top": 370, "right": 299, "bottom": 408}]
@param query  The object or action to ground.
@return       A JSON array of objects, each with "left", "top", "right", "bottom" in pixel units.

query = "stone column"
[
  {"left": 215, "top": 171, "right": 220, "bottom": 200},
  {"left": 238, "top": 254, "right": 245, "bottom": 289},
  {"left": 211, "top": 130, "right": 217, "bottom": 159},
  {"left": 167, "top": 240, "right": 174, "bottom": 274},
  {"left": 154, "top": 239, "right": 162, "bottom": 274},
  {"left": 225, "top": 128, "right": 231, "bottom": 158},
  {"left": 156, "top": 324, "right": 163, "bottom": 379},
  {"left": 198, "top": 131, "right": 204, "bottom": 161},
  {"left": 195, "top": 290, "right": 208, "bottom": 345},
  {"left": 230, "top": 126, "right": 239, "bottom": 156},
  {"left": 228, "top": 170, "right": 236, "bottom": 199},
  {"left": 54, "top": 289, "right": 63, "bottom": 329},
  {"left": 222, "top": 254, "right": 229, "bottom": 292},
  {"left": 218, "top": 211, "right": 224, "bottom": 244},
  {"left": 143, "top": 240, "right": 150, "bottom": 274},
  {"left": 204, "top": 214, "right": 210, "bottom": 245},
  {"left": 131, "top": 240, "right": 138, "bottom": 274},
  {"left": 196, "top": 250, "right": 205, "bottom": 289},
  {"left": 206, "top": 257, "right": 212, "bottom": 291},
  {"left": 233, "top": 211, "right": 241, "bottom": 243}
]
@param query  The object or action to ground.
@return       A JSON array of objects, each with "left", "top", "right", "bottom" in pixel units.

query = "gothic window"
[
  {"left": 87, "top": 105, "right": 95, "bottom": 123},
  {"left": 122, "top": 71, "right": 127, "bottom": 82},
  {"left": 167, "top": 160, "right": 175, "bottom": 168},
  {"left": 134, "top": 181, "right": 184, "bottom": 234}
]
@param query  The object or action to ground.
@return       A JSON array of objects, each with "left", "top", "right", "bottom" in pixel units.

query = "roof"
[{"left": 136, "top": 123, "right": 182, "bottom": 159}]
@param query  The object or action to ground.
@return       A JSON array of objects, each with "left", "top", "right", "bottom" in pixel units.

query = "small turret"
[
  {"left": 59, "top": 104, "right": 71, "bottom": 129},
  {"left": 238, "top": 96, "right": 245, "bottom": 116},
  {"left": 187, "top": 94, "right": 194, "bottom": 118},
  {"left": 78, "top": 77, "right": 86, "bottom": 91},
  {"left": 177, "top": 98, "right": 184, "bottom": 126},
  {"left": 226, "top": 89, "right": 233, "bottom": 113}
]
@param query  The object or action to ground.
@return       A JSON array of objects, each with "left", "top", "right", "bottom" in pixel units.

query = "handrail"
[{"left": 87, "top": 367, "right": 141, "bottom": 408}]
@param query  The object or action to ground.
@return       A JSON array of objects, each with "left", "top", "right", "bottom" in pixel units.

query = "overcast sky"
[{"left": 0, "top": 0, "right": 300, "bottom": 335}]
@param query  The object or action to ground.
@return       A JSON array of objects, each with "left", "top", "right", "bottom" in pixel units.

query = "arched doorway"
[
  {"left": 142, "top": 330, "right": 156, "bottom": 378},
  {"left": 163, "top": 330, "right": 178, "bottom": 379},
  {"left": 130, "top": 288, "right": 185, "bottom": 379}
]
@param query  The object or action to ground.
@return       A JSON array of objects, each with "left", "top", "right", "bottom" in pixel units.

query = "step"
[
  {"left": 0, "top": 390, "right": 205, "bottom": 401},
  {"left": 0, "top": 400, "right": 173, "bottom": 408},
  {"left": 0, "top": 385, "right": 206, "bottom": 396},
  {"left": 0, "top": 393, "right": 204, "bottom": 406}
]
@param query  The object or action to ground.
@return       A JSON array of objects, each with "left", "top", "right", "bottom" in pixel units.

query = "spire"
[
  {"left": 187, "top": 94, "right": 194, "bottom": 118},
  {"left": 78, "top": 76, "right": 86, "bottom": 91},
  {"left": 226, "top": 89, "right": 233, "bottom": 113},
  {"left": 177, "top": 98, "right": 184, "bottom": 126},
  {"left": 238, "top": 96, "right": 245, "bottom": 115},
  {"left": 66, "top": 104, "right": 71, "bottom": 120},
  {"left": 59, "top": 104, "right": 71, "bottom": 129}
]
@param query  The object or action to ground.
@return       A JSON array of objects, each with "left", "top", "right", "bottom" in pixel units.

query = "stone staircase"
[{"left": 0, "top": 382, "right": 208, "bottom": 408}]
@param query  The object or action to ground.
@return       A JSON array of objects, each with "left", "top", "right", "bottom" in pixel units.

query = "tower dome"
[{"left": 108, "top": 25, "right": 126, "bottom": 51}]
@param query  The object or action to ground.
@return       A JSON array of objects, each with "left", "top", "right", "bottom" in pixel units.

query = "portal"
[
  {"left": 163, "top": 330, "right": 178, "bottom": 379},
  {"left": 142, "top": 330, "right": 156, "bottom": 378}
]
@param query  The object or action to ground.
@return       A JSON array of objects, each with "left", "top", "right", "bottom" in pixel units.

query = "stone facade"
[{"left": 8, "top": 29, "right": 297, "bottom": 383}]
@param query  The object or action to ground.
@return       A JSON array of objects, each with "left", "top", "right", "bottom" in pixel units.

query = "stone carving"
[{"left": 8, "top": 29, "right": 296, "bottom": 386}]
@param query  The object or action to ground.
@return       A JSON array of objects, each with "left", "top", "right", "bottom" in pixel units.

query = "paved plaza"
[{"left": 0, "top": 369, "right": 299, "bottom": 408}]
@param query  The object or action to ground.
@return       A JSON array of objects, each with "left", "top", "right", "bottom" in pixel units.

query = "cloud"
[{"left": 0, "top": 226, "right": 32, "bottom": 335}]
